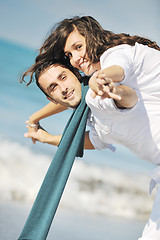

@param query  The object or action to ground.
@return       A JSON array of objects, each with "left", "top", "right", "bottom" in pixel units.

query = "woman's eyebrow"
[{"left": 64, "top": 42, "right": 80, "bottom": 54}]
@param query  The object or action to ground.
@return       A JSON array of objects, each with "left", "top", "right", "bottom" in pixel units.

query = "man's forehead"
[
  {"left": 47, "top": 65, "right": 67, "bottom": 75},
  {"left": 40, "top": 65, "right": 68, "bottom": 83}
]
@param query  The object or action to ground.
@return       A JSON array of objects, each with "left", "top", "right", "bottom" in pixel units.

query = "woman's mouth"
[{"left": 79, "top": 60, "right": 88, "bottom": 70}]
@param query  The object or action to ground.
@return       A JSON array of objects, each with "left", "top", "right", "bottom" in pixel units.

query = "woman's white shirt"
[{"left": 100, "top": 43, "right": 160, "bottom": 98}]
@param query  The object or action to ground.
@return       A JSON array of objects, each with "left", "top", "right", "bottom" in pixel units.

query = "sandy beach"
[{"left": 0, "top": 201, "right": 146, "bottom": 240}]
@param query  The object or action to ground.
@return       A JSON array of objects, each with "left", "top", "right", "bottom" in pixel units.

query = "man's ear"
[{"left": 46, "top": 97, "right": 58, "bottom": 105}]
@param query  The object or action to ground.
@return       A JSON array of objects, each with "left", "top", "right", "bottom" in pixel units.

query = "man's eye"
[
  {"left": 61, "top": 75, "right": 66, "bottom": 80},
  {"left": 50, "top": 85, "right": 57, "bottom": 92}
]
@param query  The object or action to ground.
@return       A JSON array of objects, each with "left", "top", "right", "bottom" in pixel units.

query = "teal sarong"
[{"left": 18, "top": 79, "right": 89, "bottom": 240}]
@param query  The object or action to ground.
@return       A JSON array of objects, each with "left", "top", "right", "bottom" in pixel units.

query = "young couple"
[{"left": 21, "top": 16, "right": 160, "bottom": 240}]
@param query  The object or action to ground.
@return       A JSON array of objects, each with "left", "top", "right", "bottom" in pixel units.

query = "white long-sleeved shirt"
[
  {"left": 100, "top": 43, "right": 160, "bottom": 98},
  {"left": 86, "top": 88, "right": 160, "bottom": 165}
]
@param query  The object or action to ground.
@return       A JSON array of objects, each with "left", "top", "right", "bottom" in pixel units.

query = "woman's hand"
[{"left": 89, "top": 71, "right": 121, "bottom": 100}]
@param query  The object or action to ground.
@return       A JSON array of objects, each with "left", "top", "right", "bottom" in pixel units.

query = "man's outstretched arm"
[{"left": 24, "top": 128, "right": 95, "bottom": 149}]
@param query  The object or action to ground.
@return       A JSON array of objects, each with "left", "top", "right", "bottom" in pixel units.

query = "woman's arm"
[
  {"left": 89, "top": 76, "right": 137, "bottom": 109},
  {"left": 89, "top": 66, "right": 125, "bottom": 97},
  {"left": 101, "top": 65, "right": 125, "bottom": 82},
  {"left": 114, "top": 85, "right": 138, "bottom": 109}
]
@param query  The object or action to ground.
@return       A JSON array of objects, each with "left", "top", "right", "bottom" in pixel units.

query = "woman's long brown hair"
[
  {"left": 39, "top": 16, "right": 160, "bottom": 63},
  {"left": 20, "top": 15, "right": 160, "bottom": 85}
]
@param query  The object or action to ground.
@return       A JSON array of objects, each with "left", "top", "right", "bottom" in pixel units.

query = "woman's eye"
[
  {"left": 67, "top": 52, "right": 72, "bottom": 59},
  {"left": 77, "top": 45, "right": 82, "bottom": 50}
]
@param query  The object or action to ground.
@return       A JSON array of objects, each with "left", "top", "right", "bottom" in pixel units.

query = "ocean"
[{"left": 0, "top": 38, "right": 156, "bottom": 239}]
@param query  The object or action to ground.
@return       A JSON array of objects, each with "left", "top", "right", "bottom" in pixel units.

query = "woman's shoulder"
[{"left": 101, "top": 44, "right": 133, "bottom": 58}]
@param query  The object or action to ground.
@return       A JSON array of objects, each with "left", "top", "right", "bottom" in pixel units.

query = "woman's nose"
[{"left": 71, "top": 51, "right": 81, "bottom": 65}]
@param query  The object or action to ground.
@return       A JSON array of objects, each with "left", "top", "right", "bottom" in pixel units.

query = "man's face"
[{"left": 38, "top": 65, "right": 82, "bottom": 108}]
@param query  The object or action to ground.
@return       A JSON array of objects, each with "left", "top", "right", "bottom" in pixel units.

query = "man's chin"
[{"left": 69, "top": 102, "right": 79, "bottom": 109}]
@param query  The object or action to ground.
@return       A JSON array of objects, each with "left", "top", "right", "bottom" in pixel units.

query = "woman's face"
[{"left": 64, "top": 28, "right": 100, "bottom": 76}]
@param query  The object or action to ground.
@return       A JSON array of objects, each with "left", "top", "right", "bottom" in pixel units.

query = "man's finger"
[
  {"left": 24, "top": 132, "right": 36, "bottom": 138},
  {"left": 31, "top": 137, "right": 36, "bottom": 144}
]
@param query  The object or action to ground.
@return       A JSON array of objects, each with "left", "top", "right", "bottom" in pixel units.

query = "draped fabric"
[{"left": 18, "top": 80, "right": 89, "bottom": 240}]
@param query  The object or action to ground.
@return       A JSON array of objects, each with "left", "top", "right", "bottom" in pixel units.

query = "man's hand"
[
  {"left": 24, "top": 125, "right": 62, "bottom": 146},
  {"left": 25, "top": 120, "right": 39, "bottom": 144},
  {"left": 24, "top": 127, "right": 50, "bottom": 143}
]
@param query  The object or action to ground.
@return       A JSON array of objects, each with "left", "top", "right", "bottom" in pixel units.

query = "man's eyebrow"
[
  {"left": 58, "top": 71, "right": 66, "bottom": 79},
  {"left": 47, "top": 71, "right": 66, "bottom": 92},
  {"left": 47, "top": 83, "right": 55, "bottom": 92}
]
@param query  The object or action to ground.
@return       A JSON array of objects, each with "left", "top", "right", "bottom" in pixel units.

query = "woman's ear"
[{"left": 46, "top": 97, "right": 58, "bottom": 105}]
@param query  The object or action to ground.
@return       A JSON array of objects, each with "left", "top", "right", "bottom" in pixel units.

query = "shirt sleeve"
[
  {"left": 86, "top": 88, "right": 139, "bottom": 116},
  {"left": 89, "top": 127, "right": 116, "bottom": 152},
  {"left": 96, "top": 90, "right": 139, "bottom": 116}
]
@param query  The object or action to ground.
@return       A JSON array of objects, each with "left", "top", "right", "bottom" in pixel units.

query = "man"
[
  {"left": 25, "top": 61, "right": 137, "bottom": 149},
  {"left": 23, "top": 60, "right": 160, "bottom": 240}
]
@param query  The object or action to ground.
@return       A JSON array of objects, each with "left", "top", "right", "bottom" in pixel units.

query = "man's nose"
[{"left": 60, "top": 85, "right": 68, "bottom": 95}]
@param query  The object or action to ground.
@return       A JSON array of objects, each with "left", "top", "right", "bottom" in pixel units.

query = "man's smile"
[{"left": 64, "top": 90, "right": 74, "bottom": 100}]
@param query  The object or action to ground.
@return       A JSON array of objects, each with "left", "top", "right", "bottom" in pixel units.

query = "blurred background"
[{"left": 0, "top": 0, "right": 160, "bottom": 239}]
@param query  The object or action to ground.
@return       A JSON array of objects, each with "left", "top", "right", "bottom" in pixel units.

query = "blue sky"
[{"left": 0, "top": 0, "right": 159, "bottom": 49}]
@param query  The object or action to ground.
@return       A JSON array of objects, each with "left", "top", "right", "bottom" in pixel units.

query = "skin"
[
  {"left": 38, "top": 65, "right": 82, "bottom": 108},
  {"left": 89, "top": 70, "right": 125, "bottom": 98},
  {"left": 64, "top": 27, "right": 125, "bottom": 97},
  {"left": 26, "top": 65, "right": 79, "bottom": 144},
  {"left": 25, "top": 64, "right": 137, "bottom": 149},
  {"left": 25, "top": 64, "right": 95, "bottom": 149},
  {"left": 64, "top": 27, "right": 100, "bottom": 76},
  {"left": 27, "top": 102, "right": 67, "bottom": 144},
  {"left": 27, "top": 28, "right": 126, "bottom": 142}
]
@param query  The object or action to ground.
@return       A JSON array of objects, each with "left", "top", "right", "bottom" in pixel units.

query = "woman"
[
  {"left": 22, "top": 15, "right": 160, "bottom": 137},
  {"left": 37, "top": 15, "right": 160, "bottom": 98}
]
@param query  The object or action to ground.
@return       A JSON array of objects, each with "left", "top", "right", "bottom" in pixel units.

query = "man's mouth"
[{"left": 64, "top": 90, "right": 74, "bottom": 100}]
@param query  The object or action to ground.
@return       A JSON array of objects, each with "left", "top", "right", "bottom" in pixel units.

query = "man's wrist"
[
  {"left": 26, "top": 120, "right": 40, "bottom": 129},
  {"left": 28, "top": 115, "right": 40, "bottom": 124}
]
